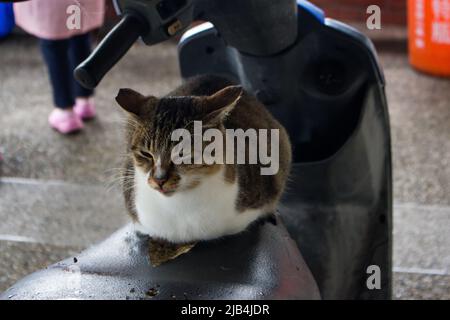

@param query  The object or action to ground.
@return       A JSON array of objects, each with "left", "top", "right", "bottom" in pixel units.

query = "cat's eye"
[{"left": 139, "top": 150, "right": 153, "bottom": 159}]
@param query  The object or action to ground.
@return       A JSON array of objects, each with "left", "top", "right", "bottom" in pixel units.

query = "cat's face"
[
  {"left": 129, "top": 118, "right": 222, "bottom": 196},
  {"left": 116, "top": 86, "right": 242, "bottom": 196}
]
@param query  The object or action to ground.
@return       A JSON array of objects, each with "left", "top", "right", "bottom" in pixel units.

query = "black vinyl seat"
[{"left": 1, "top": 217, "right": 320, "bottom": 300}]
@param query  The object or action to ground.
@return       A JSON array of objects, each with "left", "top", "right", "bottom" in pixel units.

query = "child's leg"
[
  {"left": 40, "top": 39, "right": 83, "bottom": 133},
  {"left": 69, "top": 33, "right": 94, "bottom": 99},
  {"left": 40, "top": 39, "right": 75, "bottom": 109},
  {"left": 69, "top": 33, "right": 96, "bottom": 119}
]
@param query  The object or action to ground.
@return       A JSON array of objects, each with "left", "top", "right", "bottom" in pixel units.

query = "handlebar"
[
  {"left": 74, "top": 14, "right": 149, "bottom": 89},
  {"left": 74, "top": 0, "right": 298, "bottom": 89}
]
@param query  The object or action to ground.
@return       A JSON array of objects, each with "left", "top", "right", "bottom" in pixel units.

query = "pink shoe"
[
  {"left": 74, "top": 99, "right": 96, "bottom": 120},
  {"left": 48, "top": 109, "right": 83, "bottom": 134}
]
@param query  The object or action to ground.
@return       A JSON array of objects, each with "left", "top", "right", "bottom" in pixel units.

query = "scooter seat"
[{"left": 1, "top": 216, "right": 320, "bottom": 300}]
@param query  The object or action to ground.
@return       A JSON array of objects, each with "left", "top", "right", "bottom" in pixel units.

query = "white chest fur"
[{"left": 133, "top": 167, "right": 265, "bottom": 243}]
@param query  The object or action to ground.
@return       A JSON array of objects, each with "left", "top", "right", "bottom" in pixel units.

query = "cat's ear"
[
  {"left": 204, "top": 85, "right": 243, "bottom": 124},
  {"left": 116, "top": 88, "right": 156, "bottom": 116}
]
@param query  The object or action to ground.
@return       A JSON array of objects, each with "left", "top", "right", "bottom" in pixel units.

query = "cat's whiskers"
[
  {"left": 122, "top": 181, "right": 138, "bottom": 194},
  {"left": 106, "top": 176, "right": 136, "bottom": 194},
  {"left": 104, "top": 166, "right": 136, "bottom": 193}
]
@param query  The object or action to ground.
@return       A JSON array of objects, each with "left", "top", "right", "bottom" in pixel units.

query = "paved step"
[
  {"left": 0, "top": 178, "right": 128, "bottom": 247},
  {"left": 0, "top": 240, "right": 82, "bottom": 293},
  {"left": 381, "top": 51, "right": 450, "bottom": 206},
  {"left": 392, "top": 201, "right": 450, "bottom": 299},
  {"left": 393, "top": 272, "right": 450, "bottom": 300},
  {"left": 393, "top": 203, "right": 450, "bottom": 273},
  {"left": 0, "top": 177, "right": 127, "bottom": 293}
]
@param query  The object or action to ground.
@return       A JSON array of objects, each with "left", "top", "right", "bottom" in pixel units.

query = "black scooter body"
[{"left": 1, "top": 1, "right": 392, "bottom": 300}]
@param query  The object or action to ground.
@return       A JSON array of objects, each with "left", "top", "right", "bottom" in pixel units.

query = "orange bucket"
[{"left": 408, "top": 0, "right": 450, "bottom": 77}]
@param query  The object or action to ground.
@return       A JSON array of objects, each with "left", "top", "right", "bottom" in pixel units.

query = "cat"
[{"left": 116, "top": 75, "right": 292, "bottom": 243}]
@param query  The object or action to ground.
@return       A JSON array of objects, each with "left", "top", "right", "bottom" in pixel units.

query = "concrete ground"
[{"left": 0, "top": 26, "right": 449, "bottom": 299}]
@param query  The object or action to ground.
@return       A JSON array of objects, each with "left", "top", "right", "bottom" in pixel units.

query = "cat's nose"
[{"left": 152, "top": 176, "right": 168, "bottom": 188}]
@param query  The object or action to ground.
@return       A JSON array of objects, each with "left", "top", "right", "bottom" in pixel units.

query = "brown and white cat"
[{"left": 116, "top": 75, "right": 292, "bottom": 243}]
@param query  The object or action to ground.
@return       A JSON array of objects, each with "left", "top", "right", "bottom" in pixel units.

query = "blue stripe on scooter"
[{"left": 297, "top": 0, "right": 325, "bottom": 23}]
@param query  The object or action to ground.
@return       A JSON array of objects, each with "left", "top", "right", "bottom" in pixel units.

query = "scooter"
[{"left": 1, "top": 0, "right": 392, "bottom": 300}]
